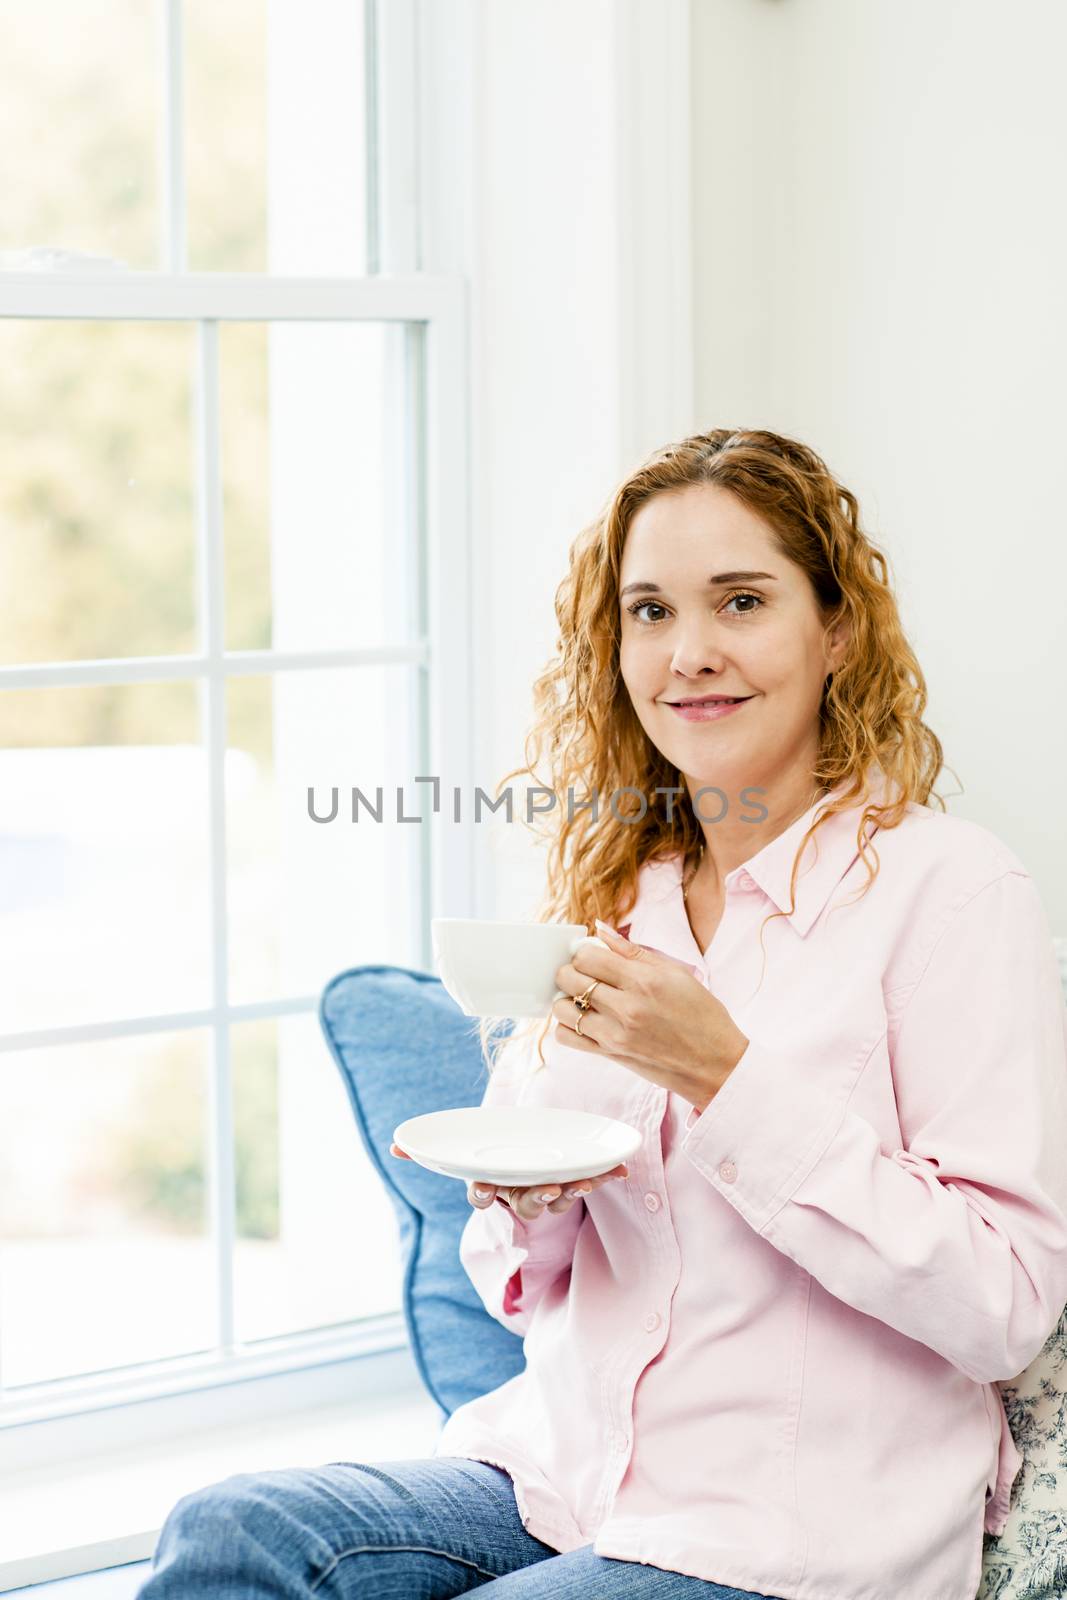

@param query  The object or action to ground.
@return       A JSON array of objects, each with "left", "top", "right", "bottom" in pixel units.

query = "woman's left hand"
[{"left": 552, "top": 924, "right": 750, "bottom": 1113}]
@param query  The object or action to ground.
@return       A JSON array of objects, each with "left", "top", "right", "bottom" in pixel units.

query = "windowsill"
[{"left": 0, "top": 1373, "right": 442, "bottom": 1591}]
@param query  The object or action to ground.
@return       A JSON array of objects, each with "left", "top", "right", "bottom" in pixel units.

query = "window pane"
[
  {"left": 0, "top": 320, "right": 197, "bottom": 665},
  {"left": 185, "top": 0, "right": 268, "bottom": 273},
  {"left": 186, "top": 0, "right": 370, "bottom": 275},
  {"left": 0, "top": 1030, "right": 215, "bottom": 1388},
  {"left": 0, "top": 0, "right": 157, "bottom": 269},
  {"left": 226, "top": 665, "right": 421, "bottom": 1005},
  {"left": 232, "top": 1014, "right": 401, "bottom": 1344},
  {"left": 0, "top": 683, "right": 212, "bottom": 1034},
  {"left": 261, "top": 0, "right": 370, "bottom": 276},
  {"left": 220, "top": 321, "right": 415, "bottom": 653}
]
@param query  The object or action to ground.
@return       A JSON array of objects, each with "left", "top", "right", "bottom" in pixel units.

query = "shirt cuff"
[
  {"left": 484, "top": 1191, "right": 578, "bottom": 1262},
  {"left": 680, "top": 1035, "right": 861, "bottom": 1233},
  {"left": 466, "top": 1191, "right": 582, "bottom": 1320}
]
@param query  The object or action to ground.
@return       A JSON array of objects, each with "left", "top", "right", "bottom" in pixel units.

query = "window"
[{"left": 0, "top": 0, "right": 473, "bottom": 1429}]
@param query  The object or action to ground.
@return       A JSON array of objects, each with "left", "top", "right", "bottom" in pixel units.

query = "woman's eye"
[
  {"left": 627, "top": 601, "right": 668, "bottom": 625},
  {"left": 722, "top": 590, "right": 764, "bottom": 617}
]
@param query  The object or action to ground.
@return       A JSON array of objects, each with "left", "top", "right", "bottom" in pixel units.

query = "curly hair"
[{"left": 475, "top": 427, "right": 955, "bottom": 1077}]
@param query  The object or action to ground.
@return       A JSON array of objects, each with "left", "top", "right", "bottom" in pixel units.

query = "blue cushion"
[{"left": 318, "top": 965, "right": 528, "bottom": 1422}]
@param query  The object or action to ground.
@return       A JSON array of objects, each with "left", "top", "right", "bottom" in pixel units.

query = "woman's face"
[{"left": 617, "top": 483, "right": 848, "bottom": 799}]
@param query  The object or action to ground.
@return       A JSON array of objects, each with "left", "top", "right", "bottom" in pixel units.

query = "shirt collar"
[{"left": 642, "top": 766, "right": 896, "bottom": 940}]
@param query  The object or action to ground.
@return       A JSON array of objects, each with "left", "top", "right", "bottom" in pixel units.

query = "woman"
[{"left": 139, "top": 429, "right": 1067, "bottom": 1600}]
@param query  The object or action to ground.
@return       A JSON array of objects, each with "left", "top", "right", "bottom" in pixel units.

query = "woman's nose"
[{"left": 669, "top": 635, "right": 728, "bottom": 679}]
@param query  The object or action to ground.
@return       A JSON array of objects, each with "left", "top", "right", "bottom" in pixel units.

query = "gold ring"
[
  {"left": 574, "top": 978, "right": 601, "bottom": 1011},
  {"left": 575, "top": 1009, "right": 585, "bottom": 1037}
]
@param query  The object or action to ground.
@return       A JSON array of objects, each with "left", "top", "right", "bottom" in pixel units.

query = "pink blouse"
[{"left": 432, "top": 773, "right": 1067, "bottom": 1600}]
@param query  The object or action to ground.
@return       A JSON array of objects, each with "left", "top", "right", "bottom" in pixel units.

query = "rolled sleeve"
[
  {"left": 459, "top": 1192, "right": 585, "bottom": 1336},
  {"left": 682, "top": 870, "right": 1067, "bottom": 1383}
]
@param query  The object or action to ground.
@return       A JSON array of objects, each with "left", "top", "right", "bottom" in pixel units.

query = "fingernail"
[
  {"left": 565, "top": 1187, "right": 589, "bottom": 1198},
  {"left": 537, "top": 1191, "right": 558, "bottom": 1203},
  {"left": 473, "top": 1187, "right": 490, "bottom": 1198}
]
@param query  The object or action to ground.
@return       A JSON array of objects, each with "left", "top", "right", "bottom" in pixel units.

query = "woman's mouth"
[{"left": 666, "top": 696, "right": 754, "bottom": 722}]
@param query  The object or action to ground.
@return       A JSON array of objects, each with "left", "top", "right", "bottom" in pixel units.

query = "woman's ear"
[{"left": 824, "top": 614, "right": 850, "bottom": 678}]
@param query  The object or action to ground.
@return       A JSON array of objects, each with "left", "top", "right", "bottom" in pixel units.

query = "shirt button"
[
  {"left": 719, "top": 1160, "right": 737, "bottom": 1183},
  {"left": 643, "top": 1192, "right": 660, "bottom": 1212},
  {"left": 644, "top": 1311, "right": 661, "bottom": 1332}
]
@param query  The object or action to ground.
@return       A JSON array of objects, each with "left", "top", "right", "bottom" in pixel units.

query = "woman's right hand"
[{"left": 388, "top": 1143, "right": 629, "bottom": 1221}]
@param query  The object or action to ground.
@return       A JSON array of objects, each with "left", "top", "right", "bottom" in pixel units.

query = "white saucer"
[{"left": 392, "top": 1105, "right": 643, "bottom": 1187}]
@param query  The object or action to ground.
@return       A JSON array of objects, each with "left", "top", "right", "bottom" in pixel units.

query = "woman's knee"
[
  {"left": 164, "top": 1470, "right": 271, "bottom": 1532},
  {"left": 142, "top": 1467, "right": 342, "bottom": 1600},
  {"left": 158, "top": 1467, "right": 339, "bottom": 1568}
]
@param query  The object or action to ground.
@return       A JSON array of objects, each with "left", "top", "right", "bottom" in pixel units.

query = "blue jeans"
[{"left": 134, "top": 1455, "right": 781, "bottom": 1599}]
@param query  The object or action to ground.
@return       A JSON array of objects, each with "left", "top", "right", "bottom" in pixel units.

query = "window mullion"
[
  {"left": 372, "top": 0, "right": 419, "bottom": 275},
  {"left": 0, "top": 998, "right": 319, "bottom": 1057},
  {"left": 0, "top": 276, "right": 454, "bottom": 322},
  {"left": 0, "top": 643, "right": 429, "bottom": 692},
  {"left": 195, "top": 319, "right": 236, "bottom": 1352},
  {"left": 364, "top": 0, "right": 381, "bottom": 274},
  {"left": 158, "top": 0, "right": 187, "bottom": 274},
  {"left": 422, "top": 281, "right": 476, "bottom": 921},
  {"left": 385, "top": 321, "right": 432, "bottom": 973}
]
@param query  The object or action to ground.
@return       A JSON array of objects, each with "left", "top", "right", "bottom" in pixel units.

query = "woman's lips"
[{"left": 666, "top": 696, "right": 754, "bottom": 722}]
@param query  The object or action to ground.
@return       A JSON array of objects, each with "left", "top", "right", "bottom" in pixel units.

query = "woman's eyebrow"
[{"left": 619, "top": 570, "right": 779, "bottom": 598}]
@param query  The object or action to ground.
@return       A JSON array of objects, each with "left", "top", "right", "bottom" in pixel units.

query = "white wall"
[{"left": 691, "top": 0, "right": 1067, "bottom": 926}]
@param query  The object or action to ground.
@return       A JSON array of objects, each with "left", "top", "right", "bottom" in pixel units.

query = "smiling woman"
[{"left": 425, "top": 426, "right": 1067, "bottom": 1600}]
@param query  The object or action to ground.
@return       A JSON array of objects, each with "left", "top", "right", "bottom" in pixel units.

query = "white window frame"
[{"left": 0, "top": 0, "right": 476, "bottom": 1445}]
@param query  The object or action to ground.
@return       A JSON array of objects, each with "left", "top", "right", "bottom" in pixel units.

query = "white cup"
[{"left": 431, "top": 918, "right": 609, "bottom": 1018}]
